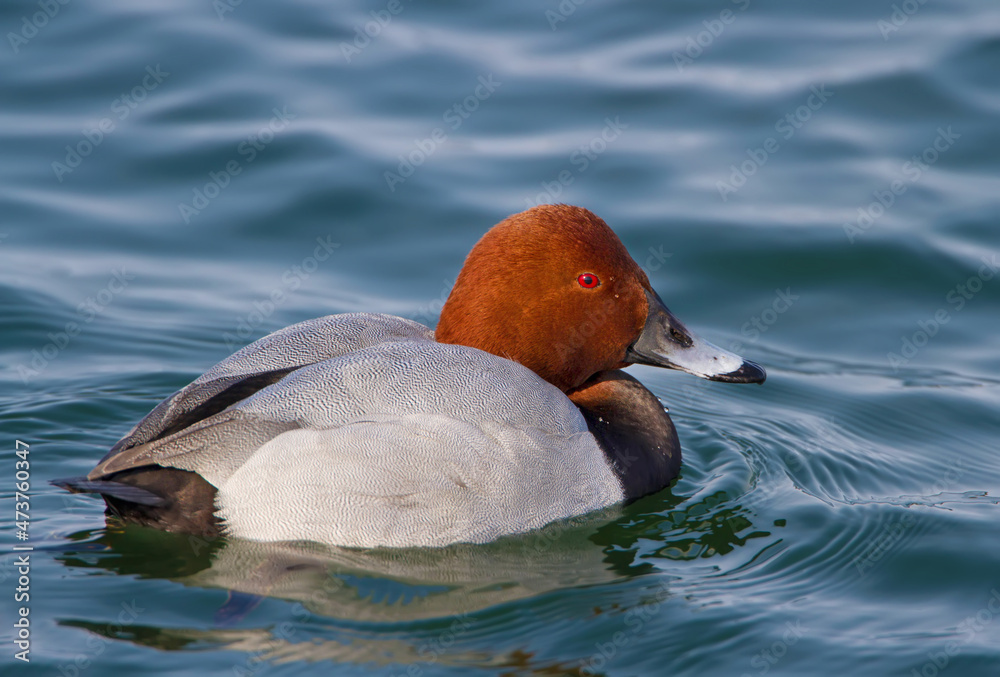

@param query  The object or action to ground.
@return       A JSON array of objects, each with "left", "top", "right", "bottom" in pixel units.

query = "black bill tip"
[{"left": 706, "top": 359, "right": 767, "bottom": 384}]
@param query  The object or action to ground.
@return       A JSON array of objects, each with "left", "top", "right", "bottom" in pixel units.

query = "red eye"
[{"left": 577, "top": 273, "right": 600, "bottom": 289}]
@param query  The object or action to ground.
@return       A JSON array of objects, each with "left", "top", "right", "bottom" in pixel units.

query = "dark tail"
[
  {"left": 52, "top": 468, "right": 222, "bottom": 538},
  {"left": 51, "top": 476, "right": 167, "bottom": 506}
]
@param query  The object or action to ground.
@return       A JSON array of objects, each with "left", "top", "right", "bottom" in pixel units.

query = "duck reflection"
[{"left": 54, "top": 489, "right": 771, "bottom": 671}]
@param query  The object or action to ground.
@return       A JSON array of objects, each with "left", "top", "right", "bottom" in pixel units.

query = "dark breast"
[{"left": 569, "top": 370, "right": 681, "bottom": 501}]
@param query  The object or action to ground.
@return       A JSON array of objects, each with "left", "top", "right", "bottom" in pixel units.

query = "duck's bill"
[{"left": 625, "top": 289, "right": 766, "bottom": 384}]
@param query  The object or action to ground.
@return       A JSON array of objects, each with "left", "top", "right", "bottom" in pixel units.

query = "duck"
[{"left": 55, "top": 204, "right": 765, "bottom": 548}]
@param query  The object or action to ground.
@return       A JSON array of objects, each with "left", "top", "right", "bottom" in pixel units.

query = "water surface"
[{"left": 2, "top": 0, "right": 999, "bottom": 675}]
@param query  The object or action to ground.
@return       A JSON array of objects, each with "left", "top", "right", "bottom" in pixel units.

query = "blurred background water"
[{"left": 2, "top": 0, "right": 999, "bottom": 675}]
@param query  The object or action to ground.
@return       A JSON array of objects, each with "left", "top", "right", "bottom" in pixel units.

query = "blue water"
[{"left": 2, "top": 0, "right": 1000, "bottom": 675}]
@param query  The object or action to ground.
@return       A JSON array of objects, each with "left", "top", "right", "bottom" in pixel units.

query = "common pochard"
[{"left": 56, "top": 205, "right": 765, "bottom": 547}]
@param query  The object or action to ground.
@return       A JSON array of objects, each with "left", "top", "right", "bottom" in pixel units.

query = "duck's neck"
[{"left": 567, "top": 370, "right": 681, "bottom": 501}]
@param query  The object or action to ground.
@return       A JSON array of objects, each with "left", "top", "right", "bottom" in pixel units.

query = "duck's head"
[{"left": 435, "top": 204, "right": 765, "bottom": 392}]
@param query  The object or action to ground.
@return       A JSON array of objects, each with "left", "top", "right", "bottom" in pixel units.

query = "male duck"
[{"left": 56, "top": 205, "right": 765, "bottom": 547}]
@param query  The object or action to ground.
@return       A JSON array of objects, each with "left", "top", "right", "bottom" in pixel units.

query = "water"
[{"left": 2, "top": 0, "right": 999, "bottom": 674}]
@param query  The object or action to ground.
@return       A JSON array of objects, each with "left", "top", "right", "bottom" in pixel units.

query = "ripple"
[{"left": 4, "top": 0, "right": 1000, "bottom": 673}]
